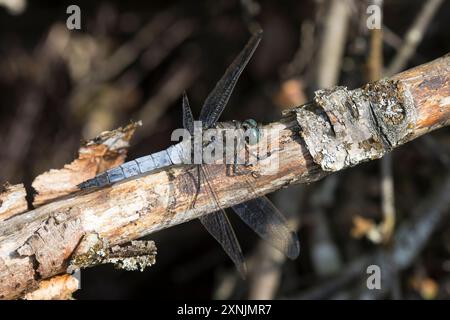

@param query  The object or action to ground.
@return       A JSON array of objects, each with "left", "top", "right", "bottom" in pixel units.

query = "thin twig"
[
  {"left": 316, "top": 0, "right": 352, "bottom": 88},
  {"left": 385, "top": 0, "right": 444, "bottom": 76}
]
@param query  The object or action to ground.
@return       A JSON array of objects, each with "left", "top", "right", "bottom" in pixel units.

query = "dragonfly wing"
[
  {"left": 182, "top": 91, "right": 195, "bottom": 134},
  {"left": 198, "top": 165, "right": 247, "bottom": 278},
  {"left": 199, "top": 30, "right": 262, "bottom": 128},
  {"left": 199, "top": 211, "right": 247, "bottom": 277},
  {"left": 231, "top": 166, "right": 300, "bottom": 259},
  {"left": 232, "top": 197, "right": 300, "bottom": 259}
]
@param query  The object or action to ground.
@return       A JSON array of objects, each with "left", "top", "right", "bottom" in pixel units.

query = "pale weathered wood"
[
  {"left": 23, "top": 274, "right": 79, "bottom": 300},
  {"left": 0, "top": 54, "right": 448, "bottom": 299},
  {"left": 0, "top": 122, "right": 141, "bottom": 299},
  {"left": 0, "top": 183, "right": 28, "bottom": 222}
]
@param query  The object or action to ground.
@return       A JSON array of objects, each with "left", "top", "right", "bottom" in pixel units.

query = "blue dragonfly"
[{"left": 79, "top": 30, "right": 300, "bottom": 277}]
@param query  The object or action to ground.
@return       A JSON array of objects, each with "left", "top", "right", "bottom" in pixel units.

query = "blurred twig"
[
  {"left": 134, "top": 56, "right": 201, "bottom": 141},
  {"left": 370, "top": 0, "right": 396, "bottom": 245},
  {"left": 385, "top": 0, "right": 444, "bottom": 76},
  {"left": 307, "top": 0, "right": 350, "bottom": 277},
  {"left": 247, "top": 185, "right": 304, "bottom": 299},
  {"left": 309, "top": 176, "right": 343, "bottom": 277},
  {"left": 79, "top": 9, "right": 177, "bottom": 86},
  {"left": 289, "top": 169, "right": 450, "bottom": 299},
  {"left": 315, "top": 0, "right": 352, "bottom": 88}
]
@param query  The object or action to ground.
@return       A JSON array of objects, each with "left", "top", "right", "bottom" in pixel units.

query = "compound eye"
[
  {"left": 245, "top": 127, "right": 260, "bottom": 145},
  {"left": 243, "top": 118, "right": 258, "bottom": 129}
]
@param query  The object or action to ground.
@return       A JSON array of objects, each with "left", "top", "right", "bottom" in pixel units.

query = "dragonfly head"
[{"left": 242, "top": 119, "right": 260, "bottom": 145}]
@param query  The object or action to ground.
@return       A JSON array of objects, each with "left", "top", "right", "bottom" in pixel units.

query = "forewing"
[
  {"left": 182, "top": 91, "right": 195, "bottom": 134},
  {"left": 199, "top": 30, "right": 262, "bottom": 128}
]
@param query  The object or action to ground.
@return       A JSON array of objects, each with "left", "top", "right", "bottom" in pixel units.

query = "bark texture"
[{"left": 293, "top": 54, "right": 449, "bottom": 172}]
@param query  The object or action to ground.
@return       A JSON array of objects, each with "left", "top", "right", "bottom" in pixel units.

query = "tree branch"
[{"left": 0, "top": 53, "right": 448, "bottom": 299}]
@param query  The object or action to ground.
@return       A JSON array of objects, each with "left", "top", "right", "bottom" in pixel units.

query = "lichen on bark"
[
  {"left": 292, "top": 79, "right": 416, "bottom": 172},
  {"left": 68, "top": 233, "right": 157, "bottom": 272}
]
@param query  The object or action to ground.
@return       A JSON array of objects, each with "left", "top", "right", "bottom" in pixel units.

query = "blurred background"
[{"left": 0, "top": 0, "right": 449, "bottom": 299}]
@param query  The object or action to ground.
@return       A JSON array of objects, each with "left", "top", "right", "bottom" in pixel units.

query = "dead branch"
[
  {"left": 315, "top": 0, "right": 351, "bottom": 88},
  {"left": 0, "top": 54, "right": 448, "bottom": 299}
]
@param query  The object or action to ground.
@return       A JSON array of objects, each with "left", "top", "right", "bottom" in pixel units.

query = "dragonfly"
[{"left": 79, "top": 30, "right": 300, "bottom": 277}]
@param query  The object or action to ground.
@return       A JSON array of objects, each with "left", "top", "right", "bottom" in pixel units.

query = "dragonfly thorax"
[{"left": 242, "top": 118, "right": 261, "bottom": 145}]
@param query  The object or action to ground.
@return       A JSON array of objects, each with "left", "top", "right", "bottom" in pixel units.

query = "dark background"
[{"left": 0, "top": 0, "right": 449, "bottom": 299}]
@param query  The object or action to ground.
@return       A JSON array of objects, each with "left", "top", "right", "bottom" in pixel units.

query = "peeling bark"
[
  {"left": 0, "top": 123, "right": 142, "bottom": 299},
  {"left": 68, "top": 234, "right": 156, "bottom": 272},
  {"left": 23, "top": 274, "right": 79, "bottom": 300},
  {"left": 0, "top": 183, "right": 28, "bottom": 221},
  {"left": 0, "top": 257, "right": 37, "bottom": 299},
  {"left": 291, "top": 54, "right": 449, "bottom": 172},
  {"left": 17, "top": 217, "right": 84, "bottom": 279},
  {"left": 32, "top": 122, "right": 141, "bottom": 206},
  {"left": 293, "top": 79, "right": 416, "bottom": 171}
]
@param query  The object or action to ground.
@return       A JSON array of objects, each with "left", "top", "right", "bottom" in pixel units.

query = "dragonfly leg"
[
  {"left": 234, "top": 148, "right": 256, "bottom": 176},
  {"left": 244, "top": 141, "right": 276, "bottom": 162},
  {"left": 233, "top": 139, "right": 239, "bottom": 175},
  {"left": 190, "top": 165, "right": 201, "bottom": 208},
  {"left": 225, "top": 163, "right": 232, "bottom": 177}
]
